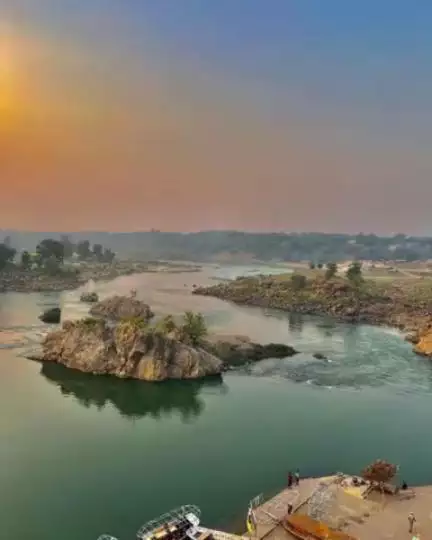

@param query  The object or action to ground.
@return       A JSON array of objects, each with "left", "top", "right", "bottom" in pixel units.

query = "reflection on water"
[
  {"left": 4, "top": 265, "right": 432, "bottom": 540},
  {"left": 40, "top": 362, "right": 227, "bottom": 422},
  {"left": 287, "top": 312, "right": 304, "bottom": 333}
]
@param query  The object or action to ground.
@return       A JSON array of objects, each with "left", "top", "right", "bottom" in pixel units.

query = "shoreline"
[
  {"left": 237, "top": 472, "right": 432, "bottom": 540},
  {"left": 0, "top": 260, "right": 201, "bottom": 294},
  {"left": 193, "top": 274, "right": 432, "bottom": 357}
]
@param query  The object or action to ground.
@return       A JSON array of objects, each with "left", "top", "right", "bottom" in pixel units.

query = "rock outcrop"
[
  {"left": 202, "top": 334, "right": 297, "bottom": 367},
  {"left": 39, "top": 307, "right": 61, "bottom": 324},
  {"left": 38, "top": 315, "right": 299, "bottom": 381},
  {"left": 80, "top": 292, "right": 99, "bottom": 303},
  {"left": 414, "top": 329, "right": 432, "bottom": 357},
  {"left": 41, "top": 319, "right": 223, "bottom": 381},
  {"left": 89, "top": 295, "right": 154, "bottom": 322},
  {"left": 193, "top": 275, "right": 432, "bottom": 359}
]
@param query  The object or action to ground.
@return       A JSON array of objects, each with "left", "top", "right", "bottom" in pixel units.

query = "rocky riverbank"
[
  {"left": 193, "top": 274, "right": 432, "bottom": 357},
  {"left": 0, "top": 260, "right": 201, "bottom": 293}
]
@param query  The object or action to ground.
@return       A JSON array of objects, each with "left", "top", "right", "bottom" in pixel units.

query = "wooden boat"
[{"left": 283, "top": 514, "right": 357, "bottom": 540}]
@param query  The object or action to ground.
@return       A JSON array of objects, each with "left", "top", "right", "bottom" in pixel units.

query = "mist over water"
[{"left": 1, "top": 265, "right": 432, "bottom": 540}]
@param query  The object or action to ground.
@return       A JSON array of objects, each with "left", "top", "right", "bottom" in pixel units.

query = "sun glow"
[{"left": 0, "top": 22, "right": 26, "bottom": 129}]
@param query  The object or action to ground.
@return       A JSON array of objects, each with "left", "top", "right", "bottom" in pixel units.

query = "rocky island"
[
  {"left": 34, "top": 295, "right": 298, "bottom": 381},
  {"left": 193, "top": 271, "right": 432, "bottom": 358},
  {"left": 89, "top": 294, "right": 154, "bottom": 321}
]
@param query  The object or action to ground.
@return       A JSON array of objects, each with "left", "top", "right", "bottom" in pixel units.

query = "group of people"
[{"left": 287, "top": 469, "right": 300, "bottom": 489}]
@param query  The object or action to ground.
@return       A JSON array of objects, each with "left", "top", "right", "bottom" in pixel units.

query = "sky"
[{"left": 1, "top": 1, "right": 432, "bottom": 234}]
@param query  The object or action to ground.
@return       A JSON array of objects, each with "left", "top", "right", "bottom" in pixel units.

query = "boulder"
[
  {"left": 40, "top": 318, "right": 222, "bottom": 381},
  {"left": 89, "top": 295, "right": 154, "bottom": 322},
  {"left": 203, "top": 334, "right": 298, "bottom": 367},
  {"left": 313, "top": 352, "right": 327, "bottom": 360},
  {"left": 39, "top": 307, "right": 61, "bottom": 324},
  {"left": 414, "top": 330, "right": 432, "bottom": 357},
  {"left": 80, "top": 292, "right": 99, "bottom": 303}
]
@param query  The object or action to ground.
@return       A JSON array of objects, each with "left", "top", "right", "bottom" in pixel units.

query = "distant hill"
[{"left": 1, "top": 230, "right": 432, "bottom": 263}]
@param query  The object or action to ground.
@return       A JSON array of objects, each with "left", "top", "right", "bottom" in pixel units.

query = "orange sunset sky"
[{"left": 1, "top": 1, "right": 432, "bottom": 234}]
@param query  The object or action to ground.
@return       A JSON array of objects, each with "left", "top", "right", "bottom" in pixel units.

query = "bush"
[
  {"left": 346, "top": 261, "right": 363, "bottom": 284},
  {"left": 155, "top": 314, "right": 177, "bottom": 335},
  {"left": 179, "top": 311, "right": 208, "bottom": 346},
  {"left": 325, "top": 262, "right": 338, "bottom": 280},
  {"left": 291, "top": 273, "right": 307, "bottom": 290},
  {"left": 75, "top": 317, "right": 104, "bottom": 330}
]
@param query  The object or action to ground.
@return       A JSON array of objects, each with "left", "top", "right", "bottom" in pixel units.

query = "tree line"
[
  {"left": 83, "top": 231, "right": 432, "bottom": 262},
  {"left": 0, "top": 235, "right": 115, "bottom": 274},
  {"left": 291, "top": 261, "right": 364, "bottom": 290},
  {"left": 3, "top": 230, "right": 432, "bottom": 263}
]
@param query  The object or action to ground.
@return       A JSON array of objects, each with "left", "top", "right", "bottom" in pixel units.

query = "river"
[{"left": 1, "top": 266, "right": 432, "bottom": 540}]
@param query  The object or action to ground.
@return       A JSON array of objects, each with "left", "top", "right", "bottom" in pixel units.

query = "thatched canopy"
[{"left": 361, "top": 459, "right": 398, "bottom": 484}]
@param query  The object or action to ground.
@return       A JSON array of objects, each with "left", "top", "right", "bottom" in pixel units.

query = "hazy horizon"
[{"left": 2, "top": 2, "right": 432, "bottom": 235}]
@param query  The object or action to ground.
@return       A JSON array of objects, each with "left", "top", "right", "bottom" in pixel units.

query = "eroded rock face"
[
  {"left": 414, "top": 330, "right": 432, "bottom": 357},
  {"left": 89, "top": 295, "right": 154, "bottom": 322},
  {"left": 41, "top": 319, "right": 223, "bottom": 381}
]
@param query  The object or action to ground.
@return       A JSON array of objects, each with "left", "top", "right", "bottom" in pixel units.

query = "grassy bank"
[{"left": 193, "top": 272, "right": 432, "bottom": 356}]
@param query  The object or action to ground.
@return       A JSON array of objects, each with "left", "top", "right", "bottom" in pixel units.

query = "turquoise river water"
[{"left": 1, "top": 265, "right": 432, "bottom": 540}]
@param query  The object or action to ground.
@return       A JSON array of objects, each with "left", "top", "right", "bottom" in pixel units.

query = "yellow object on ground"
[{"left": 284, "top": 514, "right": 357, "bottom": 540}]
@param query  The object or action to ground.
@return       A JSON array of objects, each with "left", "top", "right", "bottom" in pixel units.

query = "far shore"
[{"left": 0, "top": 260, "right": 202, "bottom": 294}]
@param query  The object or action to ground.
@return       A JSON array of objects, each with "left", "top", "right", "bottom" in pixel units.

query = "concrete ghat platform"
[
  {"left": 251, "top": 476, "right": 337, "bottom": 540},
  {"left": 244, "top": 475, "right": 432, "bottom": 540}
]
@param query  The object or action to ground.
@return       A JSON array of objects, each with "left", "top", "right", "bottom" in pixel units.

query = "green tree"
[
  {"left": 36, "top": 239, "right": 64, "bottom": 263},
  {"left": 60, "top": 235, "right": 75, "bottom": 259},
  {"left": 103, "top": 248, "right": 115, "bottom": 263},
  {"left": 156, "top": 314, "right": 177, "bottom": 335},
  {"left": 325, "top": 262, "right": 338, "bottom": 280},
  {"left": 92, "top": 243, "right": 103, "bottom": 261},
  {"left": 0, "top": 243, "right": 16, "bottom": 270},
  {"left": 20, "top": 250, "right": 31, "bottom": 270},
  {"left": 44, "top": 255, "right": 62, "bottom": 275},
  {"left": 179, "top": 311, "right": 208, "bottom": 346},
  {"left": 346, "top": 261, "right": 363, "bottom": 283},
  {"left": 77, "top": 240, "right": 91, "bottom": 261},
  {"left": 291, "top": 273, "right": 307, "bottom": 290}
]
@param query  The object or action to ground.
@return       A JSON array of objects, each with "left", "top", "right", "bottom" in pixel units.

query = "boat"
[
  {"left": 136, "top": 505, "right": 205, "bottom": 540},
  {"left": 97, "top": 504, "right": 244, "bottom": 540}
]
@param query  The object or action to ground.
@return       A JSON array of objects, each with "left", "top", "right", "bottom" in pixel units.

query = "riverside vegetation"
[
  {"left": 6, "top": 230, "right": 432, "bottom": 262},
  {"left": 35, "top": 295, "right": 297, "bottom": 381},
  {"left": 0, "top": 236, "right": 200, "bottom": 293},
  {"left": 193, "top": 262, "right": 432, "bottom": 357}
]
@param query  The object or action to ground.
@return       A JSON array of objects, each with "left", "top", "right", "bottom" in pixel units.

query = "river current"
[{"left": 1, "top": 265, "right": 432, "bottom": 540}]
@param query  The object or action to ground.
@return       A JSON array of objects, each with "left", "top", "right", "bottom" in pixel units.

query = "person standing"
[
  {"left": 295, "top": 469, "right": 300, "bottom": 486},
  {"left": 288, "top": 472, "right": 293, "bottom": 489},
  {"left": 408, "top": 512, "right": 416, "bottom": 533}
]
